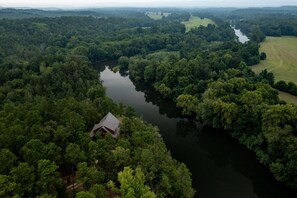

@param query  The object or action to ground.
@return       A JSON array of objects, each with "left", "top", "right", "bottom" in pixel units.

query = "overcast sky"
[{"left": 1, "top": 0, "right": 296, "bottom": 8}]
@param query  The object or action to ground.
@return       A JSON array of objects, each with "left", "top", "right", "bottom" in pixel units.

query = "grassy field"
[
  {"left": 252, "top": 36, "right": 297, "bottom": 84},
  {"left": 146, "top": 12, "right": 170, "bottom": 20},
  {"left": 181, "top": 16, "right": 215, "bottom": 32},
  {"left": 278, "top": 90, "right": 297, "bottom": 105}
]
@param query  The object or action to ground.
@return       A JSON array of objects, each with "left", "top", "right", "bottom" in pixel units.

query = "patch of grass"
[
  {"left": 146, "top": 51, "right": 180, "bottom": 60},
  {"left": 278, "top": 90, "right": 297, "bottom": 105},
  {"left": 146, "top": 12, "right": 170, "bottom": 20},
  {"left": 182, "top": 16, "right": 215, "bottom": 32},
  {"left": 32, "top": 22, "right": 48, "bottom": 31},
  {"left": 252, "top": 36, "right": 297, "bottom": 84}
]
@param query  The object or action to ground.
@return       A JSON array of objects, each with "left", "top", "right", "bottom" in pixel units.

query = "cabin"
[{"left": 90, "top": 112, "right": 120, "bottom": 138}]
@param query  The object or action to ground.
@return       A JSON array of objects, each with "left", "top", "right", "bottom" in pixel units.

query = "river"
[
  {"left": 95, "top": 62, "right": 296, "bottom": 198},
  {"left": 232, "top": 26, "right": 249, "bottom": 43}
]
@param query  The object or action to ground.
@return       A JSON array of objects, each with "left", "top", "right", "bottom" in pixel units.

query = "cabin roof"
[{"left": 90, "top": 112, "right": 119, "bottom": 137}]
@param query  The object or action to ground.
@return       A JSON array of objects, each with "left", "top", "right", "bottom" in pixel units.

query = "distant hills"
[
  {"left": 0, "top": 8, "right": 102, "bottom": 19},
  {"left": 0, "top": 6, "right": 297, "bottom": 19},
  {"left": 232, "top": 6, "right": 297, "bottom": 14}
]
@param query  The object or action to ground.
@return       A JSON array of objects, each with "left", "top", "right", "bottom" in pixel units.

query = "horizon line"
[{"left": 1, "top": 5, "right": 297, "bottom": 10}]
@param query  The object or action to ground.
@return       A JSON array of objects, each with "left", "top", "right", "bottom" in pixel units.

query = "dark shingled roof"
[{"left": 90, "top": 112, "right": 119, "bottom": 137}]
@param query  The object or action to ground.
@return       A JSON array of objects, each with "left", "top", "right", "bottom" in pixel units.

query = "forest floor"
[
  {"left": 252, "top": 36, "right": 297, "bottom": 84},
  {"left": 181, "top": 16, "right": 215, "bottom": 32}
]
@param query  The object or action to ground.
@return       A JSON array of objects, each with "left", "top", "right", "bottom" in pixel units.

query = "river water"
[
  {"left": 232, "top": 26, "right": 249, "bottom": 43},
  {"left": 95, "top": 62, "right": 295, "bottom": 198}
]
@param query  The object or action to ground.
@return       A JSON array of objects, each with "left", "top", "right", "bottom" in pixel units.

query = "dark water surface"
[{"left": 95, "top": 62, "right": 296, "bottom": 198}]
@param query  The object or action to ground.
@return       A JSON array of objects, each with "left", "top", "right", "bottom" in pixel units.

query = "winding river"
[
  {"left": 232, "top": 26, "right": 249, "bottom": 43},
  {"left": 95, "top": 62, "right": 296, "bottom": 198}
]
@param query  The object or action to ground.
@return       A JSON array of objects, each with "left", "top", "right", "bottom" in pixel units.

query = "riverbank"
[
  {"left": 98, "top": 64, "right": 297, "bottom": 198},
  {"left": 122, "top": 36, "right": 297, "bottom": 190}
]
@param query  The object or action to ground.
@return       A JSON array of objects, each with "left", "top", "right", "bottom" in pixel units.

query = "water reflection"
[
  {"left": 95, "top": 63, "right": 296, "bottom": 198},
  {"left": 133, "top": 80, "right": 184, "bottom": 119},
  {"left": 176, "top": 119, "right": 201, "bottom": 137}
]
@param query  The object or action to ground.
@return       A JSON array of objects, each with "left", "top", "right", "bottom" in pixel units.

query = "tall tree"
[
  {"left": 10, "top": 162, "right": 35, "bottom": 197},
  {"left": 0, "top": 149, "right": 17, "bottom": 174},
  {"left": 64, "top": 143, "right": 87, "bottom": 165},
  {"left": 36, "top": 160, "right": 63, "bottom": 195},
  {"left": 108, "top": 167, "right": 156, "bottom": 198},
  {"left": 76, "top": 162, "right": 105, "bottom": 189}
]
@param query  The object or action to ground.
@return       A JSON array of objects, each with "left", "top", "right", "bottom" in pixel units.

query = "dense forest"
[
  {"left": 125, "top": 10, "right": 297, "bottom": 190},
  {"left": 0, "top": 6, "right": 297, "bottom": 197},
  {"left": 0, "top": 10, "right": 195, "bottom": 197}
]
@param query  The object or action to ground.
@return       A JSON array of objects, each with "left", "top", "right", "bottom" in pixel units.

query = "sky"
[{"left": 0, "top": 0, "right": 296, "bottom": 8}]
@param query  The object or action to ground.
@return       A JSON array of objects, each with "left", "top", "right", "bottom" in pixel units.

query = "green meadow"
[
  {"left": 252, "top": 36, "right": 297, "bottom": 104},
  {"left": 182, "top": 16, "right": 215, "bottom": 32},
  {"left": 252, "top": 36, "right": 297, "bottom": 84},
  {"left": 146, "top": 12, "right": 170, "bottom": 20},
  {"left": 278, "top": 90, "right": 297, "bottom": 105}
]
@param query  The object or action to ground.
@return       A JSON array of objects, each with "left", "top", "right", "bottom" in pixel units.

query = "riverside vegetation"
[
  {"left": 0, "top": 10, "right": 195, "bottom": 197},
  {"left": 0, "top": 7, "right": 297, "bottom": 197},
  {"left": 126, "top": 8, "right": 297, "bottom": 190}
]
